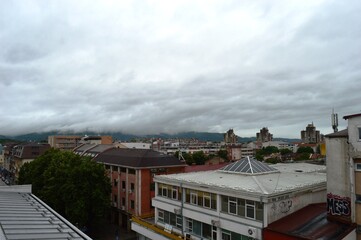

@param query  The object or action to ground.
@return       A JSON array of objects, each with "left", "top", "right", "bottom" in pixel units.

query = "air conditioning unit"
[
  {"left": 129, "top": 189, "right": 133, "bottom": 193},
  {"left": 112, "top": 202, "right": 117, "bottom": 207},
  {"left": 121, "top": 206, "right": 125, "bottom": 210},
  {"left": 247, "top": 227, "right": 257, "bottom": 237},
  {"left": 211, "top": 219, "right": 220, "bottom": 227},
  {"left": 174, "top": 208, "right": 181, "bottom": 215}
]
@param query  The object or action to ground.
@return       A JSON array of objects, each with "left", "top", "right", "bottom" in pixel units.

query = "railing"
[{"left": 131, "top": 217, "right": 184, "bottom": 240}]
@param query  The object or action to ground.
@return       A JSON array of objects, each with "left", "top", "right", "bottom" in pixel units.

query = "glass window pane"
[
  {"left": 221, "top": 196, "right": 228, "bottom": 212},
  {"left": 193, "top": 220, "right": 202, "bottom": 236},
  {"left": 202, "top": 223, "right": 212, "bottom": 239}
]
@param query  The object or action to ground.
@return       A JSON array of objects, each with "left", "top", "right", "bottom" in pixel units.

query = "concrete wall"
[
  {"left": 326, "top": 137, "right": 350, "bottom": 198},
  {"left": 347, "top": 116, "right": 361, "bottom": 158},
  {"left": 266, "top": 189, "right": 326, "bottom": 225}
]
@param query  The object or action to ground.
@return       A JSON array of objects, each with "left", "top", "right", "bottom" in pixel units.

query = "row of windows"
[
  {"left": 157, "top": 185, "right": 263, "bottom": 221},
  {"left": 221, "top": 196, "right": 263, "bottom": 221},
  {"left": 105, "top": 165, "right": 136, "bottom": 174},
  {"left": 158, "top": 210, "right": 182, "bottom": 229},
  {"left": 158, "top": 183, "right": 182, "bottom": 201},
  {"left": 113, "top": 195, "right": 135, "bottom": 209},
  {"left": 185, "top": 189, "right": 217, "bottom": 210},
  {"left": 113, "top": 180, "right": 135, "bottom": 191},
  {"left": 185, "top": 218, "right": 252, "bottom": 240}
]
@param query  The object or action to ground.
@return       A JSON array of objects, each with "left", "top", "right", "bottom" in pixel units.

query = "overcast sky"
[{"left": 0, "top": 0, "right": 360, "bottom": 138}]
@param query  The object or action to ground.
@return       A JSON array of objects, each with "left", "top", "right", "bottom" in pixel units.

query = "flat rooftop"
[{"left": 156, "top": 162, "right": 326, "bottom": 196}]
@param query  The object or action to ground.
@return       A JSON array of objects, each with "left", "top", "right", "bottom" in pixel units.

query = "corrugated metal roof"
[
  {"left": 219, "top": 157, "right": 279, "bottom": 175},
  {"left": 0, "top": 186, "right": 91, "bottom": 240}
]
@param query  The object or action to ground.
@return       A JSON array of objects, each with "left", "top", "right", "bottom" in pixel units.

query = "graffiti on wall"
[
  {"left": 327, "top": 193, "right": 351, "bottom": 216},
  {"left": 271, "top": 199, "right": 293, "bottom": 214}
]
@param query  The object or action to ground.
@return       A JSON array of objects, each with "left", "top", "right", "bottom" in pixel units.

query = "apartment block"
[{"left": 94, "top": 148, "right": 186, "bottom": 230}]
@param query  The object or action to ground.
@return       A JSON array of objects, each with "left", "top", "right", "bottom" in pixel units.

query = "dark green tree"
[
  {"left": 297, "top": 146, "right": 314, "bottom": 154},
  {"left": 217, "top": 149, "right": 228, "bottom": 160},
  {"left": 262, "top": 146, "right": 279, "bottom": 155},
  {"left": 192, "top": 151, "right": 207, "bottom": 165},
  {"left": 279, "top": 148, "right": 292, "bottom": 155},
  {"left": 18, "top": 149, "right": 111, "bottom": 229}
]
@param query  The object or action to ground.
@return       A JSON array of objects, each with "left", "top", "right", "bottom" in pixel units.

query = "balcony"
[{"left": 131, "top": 217, "right": 184, "bottom": 240}]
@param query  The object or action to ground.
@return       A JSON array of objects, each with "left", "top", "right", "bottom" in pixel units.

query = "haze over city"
[{"left": 0, "top": 0, "right": 360, "bottom": 138}]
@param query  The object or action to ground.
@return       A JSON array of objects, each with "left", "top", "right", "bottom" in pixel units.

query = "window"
[
  {"left": 222, "top": 231, "right": 231, "bottom": 240},
  {"left": 162, "top": 186, "right": 168, "bottom": 197},
  {"left": 122, "top": 198, "right": 125, "bottom": 206},
  {"left": 131, "top": 183, "right": 135, "bottom": 191},
  {"left": 356, "top": 163, "right": 361, "bottom": 172},
  {"left": 113, "top": 179, "right": 118, "bottom": 187},
  {"left": 203, "top": 192, "right": 211, "bottom": 208},
  {"left": 172, "top": 186, "right": 178, "bottom": 200},
  {"left": 359, "top": 127, "right": 361, "bottom": 140},
  {"left": 114, "top": 195, "right": 117, "bottom": 203},
  {"left": 122, "top": 181, "right": 126, "bottom": 189},
  {"left": 212, "top": 226, "right": 217, "bottom": 240},
  {"left": 228, "top": 197, "right": 237, "bottom": 215},
  {"left": 150, "top": 182, "right": 155, "bottom": 191},
  {"left": 176, "top": 215, "right": 183, "bottom": 228},
  {"left": 186, "top": 219, "right": 193, "bottom": 232},
  {"left": 129, "top": 169, "right": 136, "bottom": 174},
  {"left": 131, "top": 200, "right": 135, "bottom": 209},
  {"left": 190, "top": 192, "right": 198, "bottom": 205},
  {"left": 246, "top": 200, "right": 255, "bottom": 219},
  {"left": 356, "top": 194, "right": 361, "bottom": 203},
  {"left": 158, "top": 210, "right": 164, "bottom": 222}
]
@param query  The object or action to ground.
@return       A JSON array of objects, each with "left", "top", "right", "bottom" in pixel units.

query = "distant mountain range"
[{"left": 0, "top": 131, "right": 300, "bottom": 143}]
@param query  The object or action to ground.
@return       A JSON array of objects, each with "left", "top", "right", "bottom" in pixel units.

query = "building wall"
[
  {"left": 325, "top": 136, "right": 353, "bottom": 223},
  {"left": 48, "top": 136, "right": 81, "bottom": 151},
  {"left": 266, "top": 189, "right": 326, "bottom": 225}
]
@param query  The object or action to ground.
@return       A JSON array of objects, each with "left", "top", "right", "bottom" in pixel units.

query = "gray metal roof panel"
[{"left": 0, "top": 190, "right": 92, "bottom": 240}]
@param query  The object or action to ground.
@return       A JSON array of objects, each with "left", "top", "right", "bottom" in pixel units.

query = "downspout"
[{"left": 180, "top": 182, "right": 184, "bottom": 236}]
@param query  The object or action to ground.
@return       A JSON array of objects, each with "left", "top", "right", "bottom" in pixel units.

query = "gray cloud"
[{"left": 0, "top": 0, "right": 360, "bottom": 138}]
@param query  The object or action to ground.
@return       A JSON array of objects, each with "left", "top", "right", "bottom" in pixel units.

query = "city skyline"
[{"left": 1, "top": 0, "right": 360, "bottom": 138}]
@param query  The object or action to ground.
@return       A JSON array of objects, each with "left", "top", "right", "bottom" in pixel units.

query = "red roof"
[
  {"left": 185, "top": 163, "right": 228, "bottom": 172},
  {"left": 264, "top": 203, "right": 355, "bottom": 240}
]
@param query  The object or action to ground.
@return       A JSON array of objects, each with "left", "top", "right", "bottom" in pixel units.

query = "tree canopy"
[{"left": 18, "top": 149, "right": 111, "bottom": 229}]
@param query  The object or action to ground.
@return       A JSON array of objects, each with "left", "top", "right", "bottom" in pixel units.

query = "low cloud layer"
[{"left": 0, "top": 0, "right": 360, "bottom": 138}]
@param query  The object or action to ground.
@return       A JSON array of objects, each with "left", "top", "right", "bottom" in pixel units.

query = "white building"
[
  {"left": 261, "top": 141, "right": 295, "bottom": 152},
  {"left": 131, "top": 157, "right": 326, "bottom": 240}
]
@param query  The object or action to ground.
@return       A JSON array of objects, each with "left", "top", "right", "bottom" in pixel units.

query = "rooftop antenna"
[{"left": 331, "top": 108, "right": 338, "bottom": 133}]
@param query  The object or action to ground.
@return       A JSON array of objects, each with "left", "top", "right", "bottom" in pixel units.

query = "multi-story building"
[
  {"left": 224, "top": 129, "right": 237, "bottom": 144},
  {"left": 48, "top": 135, "right": 113, "bottom": 151},
  {"left": 301, "top": 123, "right": 322, "bottom": 144},
  {"left": 256, "top": 127, "right": 273, "bottom": 142},
  {"left": 94, "top": 148, "right": 187, "bottom": 230},
  {"left": 11, "top": 143, "right": 50, "bottom": 179},
  {"left": 48, "top": 135, "right": 81, "bottom": 151},
  {"left": 131, "top": 157, "right": 326, "bottom": 240}
]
